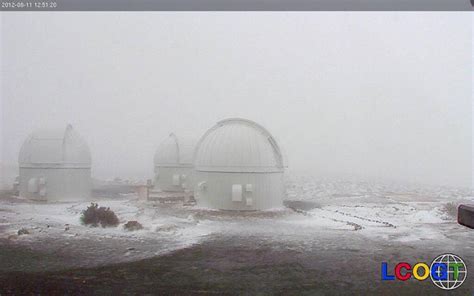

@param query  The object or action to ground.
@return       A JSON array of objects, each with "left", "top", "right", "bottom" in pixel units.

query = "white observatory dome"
[
  {"left": 19, "top": 124, "right": 91, "bottom": 168},
  {"left": 194, "top": 118, "right": 286, "bottom": 211},
  {"left": 18, "top": 124, "right": 91, "bottom": 201},
  {"left": 153, "top": 133, "right": 194, "bottom": 167},
  {"left": 194, "top": 118, "right": 284, "bottom": 173}
]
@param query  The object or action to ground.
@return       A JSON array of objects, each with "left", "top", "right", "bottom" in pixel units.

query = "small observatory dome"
[
  {"left": 153, "top": 133, "right": 196, "bottom": 192},
  {"left": 194, "top": 118, "right": 286, "bottom": 210},
  {"left": 18, "top": 124, "right": 92, "bottom": 201}
]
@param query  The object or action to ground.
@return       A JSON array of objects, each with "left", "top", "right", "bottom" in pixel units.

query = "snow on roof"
[
  {"left": 194, "top": 118, "right": 285, "bottom": 173},
  {"left": 19, "top": 124, "right": 91, "bottom": 168}
]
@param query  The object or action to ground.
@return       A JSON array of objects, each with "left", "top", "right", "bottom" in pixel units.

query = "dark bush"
[
  {"left": 17, "top": 228, "right": 29, "bottom": 235},
  {"left": 80, "top": 203, "right": 119, "bottom": 227},
  {"left": 123, "top": 220, "right": 143, "bottom": 231}
]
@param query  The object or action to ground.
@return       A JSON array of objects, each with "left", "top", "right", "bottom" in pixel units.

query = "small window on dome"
[
  {"left": 245, "top": 184, "right": 253, "bottom": 192},
  {"left": 232, "top": 184, "right": 242, "bottom": 202},
  {"left": 246, "top": 197, "right": 253, "bottom": 206},
  {"left": 172, "top": 174, "right": 180, "bottom": 186},
  {"left": 39, "top": 187, "right": 47, "bottom": 197},
  {"left": 28, "top": 178, "right": 38, "bottom": 193}
]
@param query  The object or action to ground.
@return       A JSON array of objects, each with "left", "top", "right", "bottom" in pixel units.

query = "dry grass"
[{"left": 443, "top": 202, "right": 458, "bottom": 219}]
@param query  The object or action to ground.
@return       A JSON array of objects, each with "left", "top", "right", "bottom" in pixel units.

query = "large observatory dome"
[
  {"left": 19, "top": 124, "right": 91, "bottom": 168},
  {"left": 194, "top": 118, "right": 286, "bottom": 211},
  {"left": 194, "top": 118, "right": 284, "bottom": 173}
]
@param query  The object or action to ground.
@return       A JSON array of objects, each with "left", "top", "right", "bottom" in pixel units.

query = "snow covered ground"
[{"left": 0, "top": 175, "right": 473, "bottom": 272}]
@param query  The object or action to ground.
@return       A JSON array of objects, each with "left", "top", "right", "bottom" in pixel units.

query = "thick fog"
[{"left": 0, "top": 12, "right": 472, "bottom": 188}]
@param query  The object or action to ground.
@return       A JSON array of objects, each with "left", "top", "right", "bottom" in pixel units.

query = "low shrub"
[
  {"left": 17, "top": 228, "right": 29, "bottom": 235},
  {"left": 80, "top": 203, "right": 119, "bottom": 227},
  {"left": 443, "top": 202, "right": 458, "bottom": 219},
  {"left": 155, "top": 224, "right": 179, "bottom": 232},
  {"left": 123, "top": 220, "right": 143, "bottom": 231}
]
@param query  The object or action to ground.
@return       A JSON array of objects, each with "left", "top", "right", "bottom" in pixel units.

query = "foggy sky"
[{"left": 1, "top": 12, "right": 472, "bottom": 188}]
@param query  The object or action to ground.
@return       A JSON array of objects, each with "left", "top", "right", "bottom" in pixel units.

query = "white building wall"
[
  {"left": 19, "top": 168, "right": 91, "bottom": 201},
  {"left": 154, "top": 166, "right": 194, "bottom": 192},
  {"left": 194, "top": 171, "right": 285, "bottom": 210}
]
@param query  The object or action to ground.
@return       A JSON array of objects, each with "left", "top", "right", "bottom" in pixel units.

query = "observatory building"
[
  {"left": 18, "top": 124, "right": 92, "bottom": 201},
  {"left": 193, "top": 118, "right": 286, "bottom": 210},
  {"left": 153, "top": 133, "right": 195, "bottom": 192}
]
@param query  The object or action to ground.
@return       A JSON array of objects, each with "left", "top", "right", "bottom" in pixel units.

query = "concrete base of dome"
[
  {"left": 194, "top": 171, "right": 285, "bottom": 211},
  {"left": 19, "top": 167, "right": 91, "bottom": 202},
  {"left": 154, "top": 166, "right": 194, "bottom": 192}
]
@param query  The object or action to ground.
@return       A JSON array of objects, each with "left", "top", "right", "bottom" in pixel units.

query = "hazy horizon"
[{"left": 1, "top": 12, "right": 472, "bottom": 188}]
